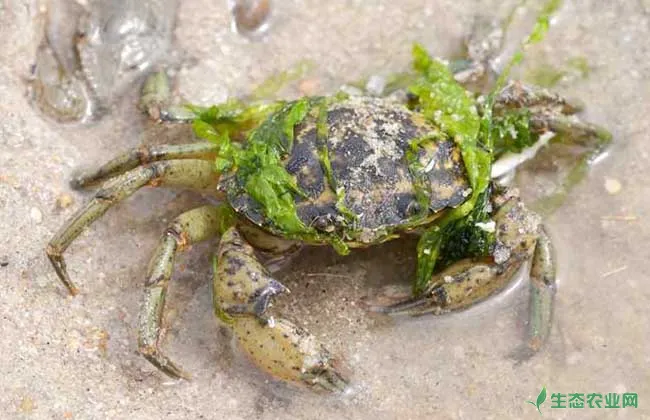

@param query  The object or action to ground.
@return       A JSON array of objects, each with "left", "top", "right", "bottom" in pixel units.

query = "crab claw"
[
  {"left": 369, "top": 260, "right": 504, "bottom": 317},
  {"left": 370, "top": 294, "right": 443, "bottom": 316},
  {"left": 231, "top": 316, "right": 350, "bottom": 392}
]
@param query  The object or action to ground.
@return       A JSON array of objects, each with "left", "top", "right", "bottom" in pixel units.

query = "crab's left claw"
[
  {"left": 375, "top": 191, "right": 557, "bottom": 360},
  {"left": 372, "top": 260, "right": 503, "bottom": 317},
  {"left": 370, "top": 292, "right": 445, "bottom": 317}
]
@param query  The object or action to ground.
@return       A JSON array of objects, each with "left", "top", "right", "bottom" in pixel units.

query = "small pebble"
[
  {"left": 298, "top": 78, "right": 320, "bottom": 96},
  {"left": 339, "top": 84, "right": 364, "bottom": 97},
  {"left": 475, "top": 220, "right": 495, "bottom": 233},
  {"left": 56, "top": 193, "right": 74, "bottom": 209},
  {"left": 30, "top": 206, "right": 43, "bottom": 223},
  {"left": 566, "top": 351, "right": 583, "bottom": 365},
  {"left": 0, "top": 255, "right": 8, "bottom": 267},
  {"left": 18, "top": 396, "right": 35, "bottom": 413},
  {"left": 231, "top": 0, "right": 271, "bottom": 36},
  {"left": 452, "top": 345, "right": 466, "bottom": 359},
  {"left": 604, "top": 177, "right": 622, "bottom": 194},
  {"left": 365, "top": 75, "right": 386, "bottom": 96}
]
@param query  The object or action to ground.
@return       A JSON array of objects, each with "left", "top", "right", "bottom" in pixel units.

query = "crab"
[{"left": 46, "top": 15, "right": 611, "bottom": 389}]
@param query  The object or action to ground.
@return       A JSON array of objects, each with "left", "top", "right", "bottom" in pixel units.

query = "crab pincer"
[{"left": 214, "top": 228, "right": 349, "bottom": 391}]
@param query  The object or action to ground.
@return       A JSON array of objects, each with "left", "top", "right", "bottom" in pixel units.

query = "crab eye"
[
  {"left": 312, "top": 216, "right": 334, "bottom": 232},
  {"left": 405, "top": 200, "right": 421, "bottom": 217}
]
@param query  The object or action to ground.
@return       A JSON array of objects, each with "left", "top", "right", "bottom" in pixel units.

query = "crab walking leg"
[
  {"left": 213, "top": 228, "right": 349, "bottom": 392},
  {"left": 71, "top": 142, "right": 218, "bottom": 189},
  {"left": 47, "top": 159, "right": 218, "bottom": 295},
  {"left": 138, "top": 205, "right": 231, "bottom": 379},
  {"left": 531, "top": 114, "right": 612, "bottom": 215},
  {"left": 139, "top": 70, "right": 199, "bottom": 122},
  {"left": 493, "top": 81, "right": 612, "bottom": 215},
  {"left": 526, "top": 226, "right": 556, "bottom": 353},
  {"left": 495, "top": 80, "right": 584, "bottom": 115}
]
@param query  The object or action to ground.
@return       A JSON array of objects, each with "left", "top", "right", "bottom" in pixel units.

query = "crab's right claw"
[{"left": 231, "top": 316, "right": 350, "bottom": 392}]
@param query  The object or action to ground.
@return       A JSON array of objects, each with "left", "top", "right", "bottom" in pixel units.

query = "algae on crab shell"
[
  {"left": 192, "top": 96, "right": 355, "bottom": 255},
  {"left": 409, "top": 0, "right": 563, "bottom": 295}
]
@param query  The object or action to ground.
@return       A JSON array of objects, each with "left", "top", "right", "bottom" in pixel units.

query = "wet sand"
[{"left": 1, "top": 1, "right": 648, "bottom": 418}]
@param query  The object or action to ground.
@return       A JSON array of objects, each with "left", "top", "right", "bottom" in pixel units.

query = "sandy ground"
[{"left": 1, "top": 0, "right": 649, "bottom": 419}]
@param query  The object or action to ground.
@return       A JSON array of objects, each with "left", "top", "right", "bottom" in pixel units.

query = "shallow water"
[{"left": 1, "top": 0, "right": 649, "bottom": 419}]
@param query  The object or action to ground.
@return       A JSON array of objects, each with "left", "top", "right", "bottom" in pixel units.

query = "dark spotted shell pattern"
[{"left": 227, "top": 96, "right": 470, "bottom": 245}]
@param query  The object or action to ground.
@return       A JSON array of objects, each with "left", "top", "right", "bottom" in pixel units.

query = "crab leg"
[
  {"left": 525, "top": 226, "right": 556, "bottom": 354},
  {"left": 71, "top": 142, "right": 218, "bottom": 189},
  {"left": 495, "top": 80, "right": 583, "bottom": 114},
  {"left": 213, "top": 227, "right": 349, "bottom": 392},
  {"left": 139, "top": 70, "right": 199, "bottom": 122},
  {"left": 138, "top": 205, "right": 231, "bottom": 379},
  {"left": 493, "top": 81, "right": 612, "bottom": 215},
  {"left": 47, "top": 159, "right": 218, "bottom": 295},
  {"left": 531, "top": 114, "right": 612, "bottom": 215}
]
